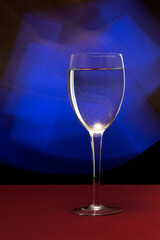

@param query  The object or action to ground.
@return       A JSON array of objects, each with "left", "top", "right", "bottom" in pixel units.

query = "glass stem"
[{"left": 90, "top": 131, "right": 104, "bottom": 206}]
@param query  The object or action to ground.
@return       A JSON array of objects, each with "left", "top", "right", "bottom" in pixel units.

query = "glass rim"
[{"left": 71, "top": 52, "right": 122, "bottom": 57}]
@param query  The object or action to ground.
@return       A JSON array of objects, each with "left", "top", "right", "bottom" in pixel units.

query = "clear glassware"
[{"left": 68, "top": 53, "right": 125, "bottom": 216}]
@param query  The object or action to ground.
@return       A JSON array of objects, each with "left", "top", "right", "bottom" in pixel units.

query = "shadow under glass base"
[{"left": 72, "top": 204, "right": 122, "bottom": 216}]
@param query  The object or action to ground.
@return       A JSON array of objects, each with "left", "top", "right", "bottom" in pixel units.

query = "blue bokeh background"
[{"left": 0, "top": 0, "right": 160, "bottom": 174}]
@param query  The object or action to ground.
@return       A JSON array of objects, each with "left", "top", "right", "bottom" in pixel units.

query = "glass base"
[{"left": 72, "top": 204, "right": 122, "bottom": 216}]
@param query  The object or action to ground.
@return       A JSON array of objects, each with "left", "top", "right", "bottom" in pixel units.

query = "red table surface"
[{"left": 0, "top": 185, "right": 160, "bottom": 240}]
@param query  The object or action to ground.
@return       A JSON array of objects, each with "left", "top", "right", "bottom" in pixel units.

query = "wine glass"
[{"left": 68, "top": 53, "right": 125, "bottom": 216}]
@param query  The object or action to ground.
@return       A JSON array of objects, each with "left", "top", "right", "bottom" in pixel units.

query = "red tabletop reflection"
[{"left": 0, "top": 185, "right": 159, "bottom": 240}]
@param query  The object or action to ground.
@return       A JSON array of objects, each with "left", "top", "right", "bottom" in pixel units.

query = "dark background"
[
  {"left": 0, "top": 141, "right": 160, "bottom": 184},
  {"left": 0, "top": 0, "right": 160, "bottom": 184}
]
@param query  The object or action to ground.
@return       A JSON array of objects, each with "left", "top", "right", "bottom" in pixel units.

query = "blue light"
[{"left": 0, "top": 1, "right": 160, "bottom": 174}]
